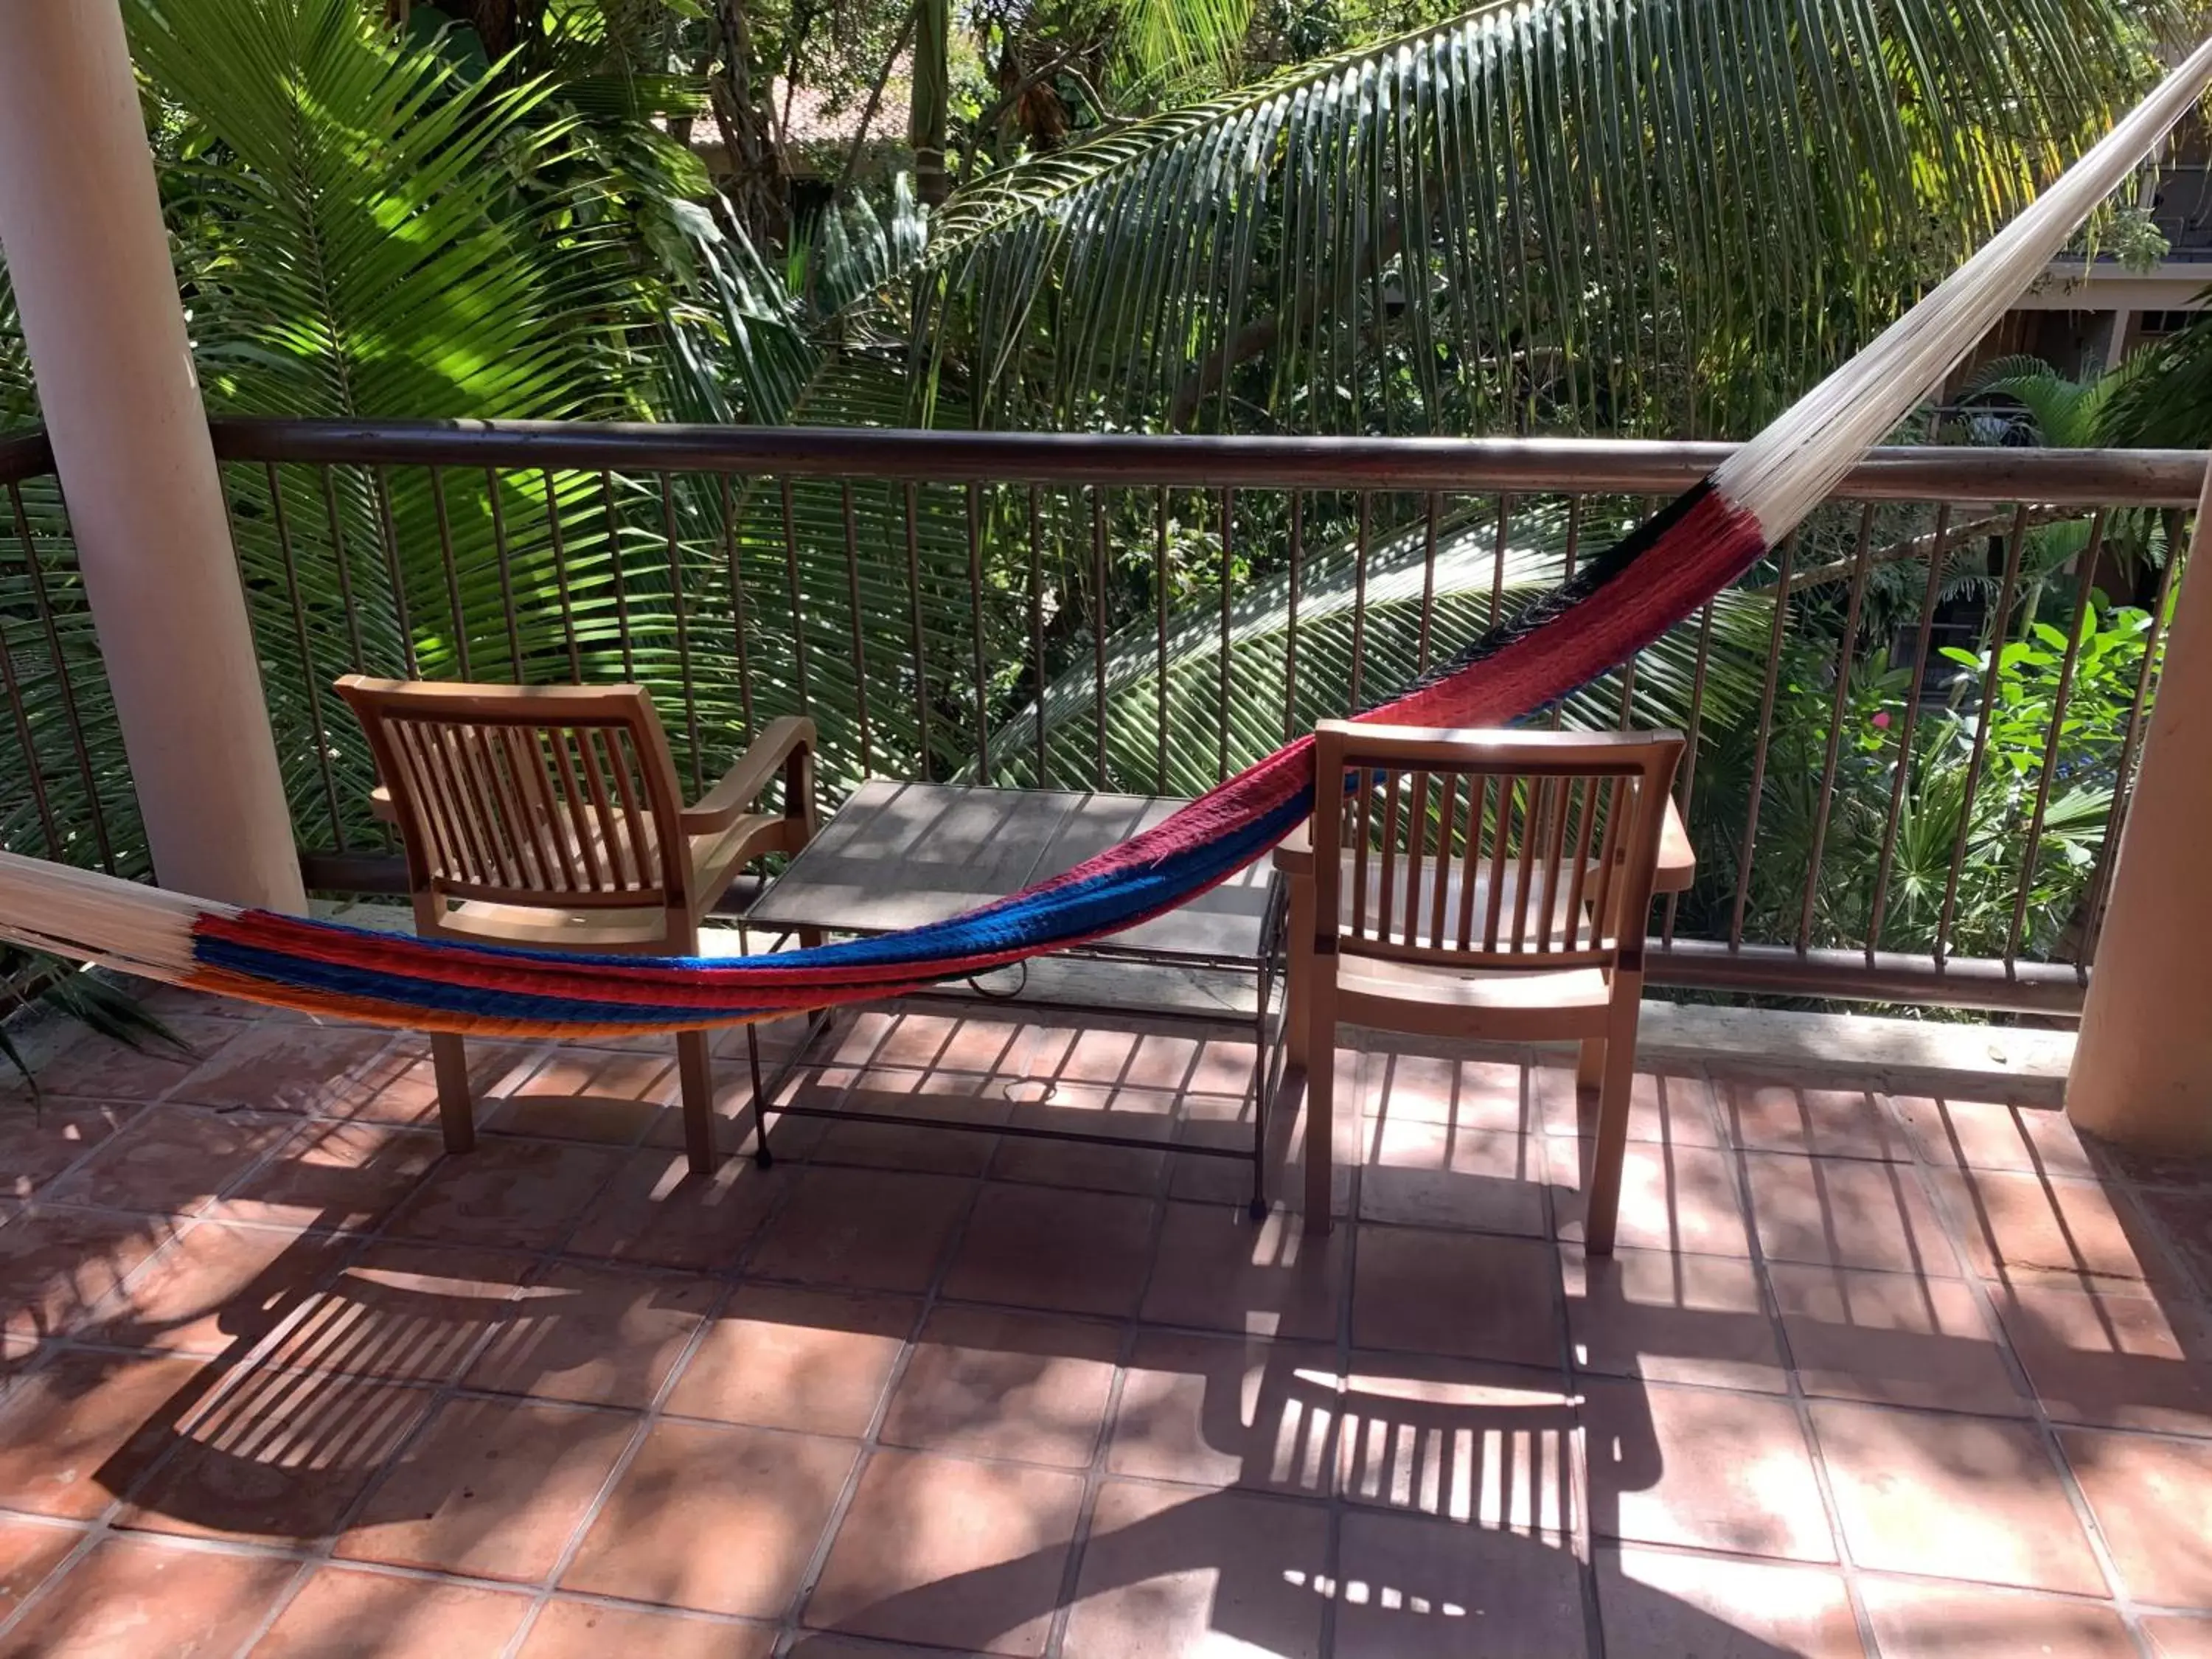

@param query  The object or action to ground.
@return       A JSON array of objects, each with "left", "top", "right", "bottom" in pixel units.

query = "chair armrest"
[
  {"left": 681, "top": 716, "right": 817, "bottom": 835},
  {"left": 1270, "top": 819, "right": 1312, "bottom": 877}
]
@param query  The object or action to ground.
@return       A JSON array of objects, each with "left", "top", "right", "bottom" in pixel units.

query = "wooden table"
[{"left": 746, "top": 781, "right": 1288, "bottom": 1215}]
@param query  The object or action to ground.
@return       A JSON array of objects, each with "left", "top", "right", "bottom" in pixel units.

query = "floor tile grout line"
[
  {"left": 1536, "top": 1054, "right": 1610, "bottom": 1659},
  {"left": 1034, "top": 1172, "right": 1175, "bottom": 1659},
  {"left": 1899, "top": 1119, "right": 2169, "bottom": 1657},
  {"left": 1318, "top": 1041, "right": 1374, "bottom": 1659},
  {"left": 10, "top": 1482, "right": 2207, "bottom": 1623},
  {"left": 211, "top": 1069, "right": 679, "bottom": 1659},
  {"left": 767, "top": 1119, "right": 998, "bottom": 1647},
  {"left": 1790, "top": 1081, "right": 2174, "bottom": 1654},
  {"left": 17, "top": 1013, "right": 2212, "bottom": 1651},
  {"left": 177, "top": 1026, "right": 774, "bottom": 1655},
  {"left": 1705, "top": 1067, "right": 1884, "bottom": 1659},
  {"left": 0, "top": 1157, "right": 478, "bottom": 1655},
  {"left": 487, "top": 1276, "right": 745, "bottom": 1658},
  {"left": 459, "top": 1023, "right": 854, "bottom": 1659}
]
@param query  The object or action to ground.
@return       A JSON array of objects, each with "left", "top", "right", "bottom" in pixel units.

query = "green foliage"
[
  {"left": 1686, "top": 588, "right": 2162, "bottom": 964},
  {"left": 922, "top": 0, "right": 2166, "bottom": 437},
  {"left": 984, "top": 496, "right": 1767, "bottom": 792}
]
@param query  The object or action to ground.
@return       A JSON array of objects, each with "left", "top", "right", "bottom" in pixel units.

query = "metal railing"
[{"left": 5, "top": 420, "right": 2201, "bottom": 1013}]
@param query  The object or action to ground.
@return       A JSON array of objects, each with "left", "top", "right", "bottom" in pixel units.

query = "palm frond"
[
  {"left": 925, "top": 0, "right": 2166, "bottom": 437},
  {"left": 979, "top": 497, "right": 1768, "bottom": 793}
]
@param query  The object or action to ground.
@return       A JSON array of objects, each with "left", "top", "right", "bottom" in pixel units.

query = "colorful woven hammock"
[{"left": 4, "top": 39, "right": 2208, "bottom": 1038}]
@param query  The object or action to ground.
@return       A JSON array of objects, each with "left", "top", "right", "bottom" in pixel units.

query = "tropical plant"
[
  {"left": 2102, "top": 301, "right": 2212, "bottom": 449},
  {"left": 1685, "top": 585, "right": 2163, "bottom": 968},
  {"left": 983, "top": 495, "right": 1770, "bottom": 792},
  {"left": 919, "top": 0, "right": 2166, "bottom": 437}
]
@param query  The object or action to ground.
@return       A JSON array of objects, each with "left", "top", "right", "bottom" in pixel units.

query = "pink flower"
[{"left": 1871, "top": 710, "right": 1893, "bottom": 730}]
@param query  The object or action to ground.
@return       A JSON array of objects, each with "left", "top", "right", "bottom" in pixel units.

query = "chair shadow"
[{"left": 49, "top": 1048, "right": 2212, "bottom": 1657}]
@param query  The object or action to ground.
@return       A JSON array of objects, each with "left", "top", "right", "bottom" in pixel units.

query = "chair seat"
[{"left": 1335, "top": 953, "right": 1612, "bottom": 1041}]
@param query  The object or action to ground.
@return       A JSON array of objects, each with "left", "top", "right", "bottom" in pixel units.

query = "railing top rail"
[
  {"left": 0, "top": 429, "right": 56, "bottom": 487},
  {"left": 204, "top": 418, "right": 2212, "bottom": 507}
]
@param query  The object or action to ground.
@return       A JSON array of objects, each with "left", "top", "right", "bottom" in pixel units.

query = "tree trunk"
[{"left": 910, "top": 0, "right": 950, "bottom": 206}]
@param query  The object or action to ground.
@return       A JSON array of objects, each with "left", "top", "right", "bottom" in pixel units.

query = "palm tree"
[{"left": 917, "top": 0, "right": 2166, "bottom": 438}]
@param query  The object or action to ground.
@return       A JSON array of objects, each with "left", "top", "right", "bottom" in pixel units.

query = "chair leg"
[
  {"left": 744, "top": 1023, "right": 773, "bottom": 1168},
  {"left": 1302, "top": 975, "right": 1337, "bottom": 1237},
  {"left": 1576, "top": 1037, "right": 1605, "bottom": 1091},
  {"left": 430, "top": 1032, "right": 474, "bottom": 1155},
  {"left": 676, "top": 1029, "right": 717, "bottom": 1178},
  {"left": 1284, "top": 876, "right": 1314, "bottom": 1071},
  {"left": 1581, "top": 1003, "right": 1642, "bottom": 1256}
]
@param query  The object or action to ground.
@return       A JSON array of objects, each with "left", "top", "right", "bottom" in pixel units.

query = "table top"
[{"left": 746, "top": 780, "right": 1278, "bottom": 964}]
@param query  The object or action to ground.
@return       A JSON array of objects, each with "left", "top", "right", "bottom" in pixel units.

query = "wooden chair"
[
  {"left": 335, "top": 677, "right": 818, "bottom": 1175},
  {"left": 1276, "top": 722, "right": 1684, "bottom": 1252}
]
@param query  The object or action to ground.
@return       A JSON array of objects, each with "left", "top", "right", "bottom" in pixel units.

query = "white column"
[
  {"left": 0, "top": 1, "right": 304, "bottom": 911},
  {"left": 2068, "top": 459, "right": 2212, "bottom": 1150}
]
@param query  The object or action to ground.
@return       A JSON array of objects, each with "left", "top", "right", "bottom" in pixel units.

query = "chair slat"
[
  {"left": 1350, "top": 768, "right": 1372, "bottom": 939},
  {"left": 457, "top": 724, "right": 528, "bottom": 890},
  {"left": 502, "top": 726, "right": 575, "bottom": 891},
  {"left": 1563, "top": 775, "right": 1600, "bottom": 951},
  {"left": 1588, "top": 775, "right": 1626, "bottom": 947},
  {"left": 549, "top": 728, "right": 611, "bottom": 891},
  {"left": 416, "top": 724, "right": 491, "bottom": 886},
  {"left": 1481, "top": 773, "right": 1514, "bottom": 950},
  {"left": 574, "top": 728, "right": 631, "bottom": 890},
  {"left": 1537, "top": 773, "right": 1573, "bottom": 952},
  {"left": 1376, "top": 771, "right": 1402, "bottom": 942},
  {"left": 1429, "top": 773, "right": 1458, "bottom": 950}
]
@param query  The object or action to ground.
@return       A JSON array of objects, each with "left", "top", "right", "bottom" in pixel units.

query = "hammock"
[{"left": 5, "top": 40, "right": 2209, "bottom": 1038}]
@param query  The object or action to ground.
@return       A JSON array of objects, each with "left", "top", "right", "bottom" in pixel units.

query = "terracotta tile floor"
[{"left": 4, "top": 995, "right": 2212, "bottom": 1655}]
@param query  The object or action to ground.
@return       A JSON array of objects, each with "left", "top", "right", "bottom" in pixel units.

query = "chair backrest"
[
  {"left": 336, "top": 677, "right": 694, "bottom": 923},
  {"left": 1310, "top": 721, "right": 1684, "bottom": 973}
]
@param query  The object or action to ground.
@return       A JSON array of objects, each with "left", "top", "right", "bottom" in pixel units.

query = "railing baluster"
[
  {"left": 1799, "top": 502, "right": 1876, "bottom": 953},
  {"left": 10, "top": 481, "right": 114, "bottom": 872},
  {"left": 428, "top": 465, "right": 470, "bottom": 679},
  {"left": 1349, "top": 492, "right": 1372, "bottom": 710},
  {"left": 1660, "top": 598, "right": 1714, "bottom": 949},
  {"left": 1550, "top": 496, "right": 1584, "bottom": 732},
  {"left": 263, "top": 463, "right": 345, "bottom": 852},
  {"left": 486, "top": 467, "right": 521, "bottom": 678},
  {"left": 1728, "top": 535, "right": 1795, "bottom": 951},
  {"left": 372, "top": 465, "right": 417, "bottom": 675},
  {"left": 1868, "top": 505, "right": 1955, "bottom": 959},
  {"left": 1417, "top": 493, "right": 1440, "bottom": 674},
  {"left": 532, "top": 470, "right": 581, "bottom": 684},
  {"left": 659, "top": 471, "right": 703, "bottom": 794},
  {"left": 904, "top": 481, "right": 933, "bottom": 784},
  {"left": 2083, "top": 524, "right": 2183, "bottom": 967},
  {"left": 718, "top": 474, "right": 755, "bottom": 742},
  {"left": 2005, "top": 512, "right": 2106, "bottom": 969},
  {"left": 601, "top": 470, "right": 635, "bottom": 681},
  {"left": 966, "top": 481, "right": 990, "bottom": 784},
  {"left": 1935, "top": 505, "right": 2030, "bottom": 964},
  {"left": 1028, "top": 486, "right": 1046, "bottom": 787},
  {"left": 1155, "top": 489, "right": 1170, "bottom": 791},
  {"left": 319, "top": 465, "right": 368, "bottom": 673},
  {"left": 1091, "top": 486, "right": 1108, "bottom": 790},
  {"left": 1490, "top": 491, "right": 1512, "bottom": 621},
  {"left": 0, "top": 496, "right": 61, "bottom": 856},
  {"left": 843, "top": 481, "right": 872, "bottom": 779},
  {"left": 1218, "top": 486, "right": 1234, "bottom": 784},
  {"left": 781, "top": 477, "right": 811, "bottom": 713},
  {"left": 1284, "top": 491, "right": 1303, "bottom": 742}
]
